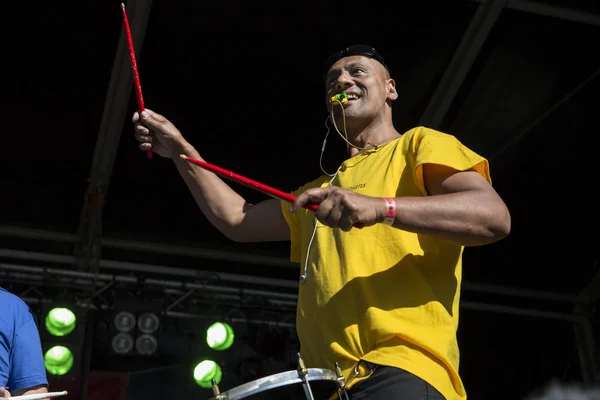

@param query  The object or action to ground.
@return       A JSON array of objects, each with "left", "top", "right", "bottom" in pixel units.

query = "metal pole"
[
  {"left": 419, "top": 0, "right": 505, "bottom": 128},
  {"left": 461, "top": 301, "right": 580, "bottom": 322},
  {"left": 74, "top": 0, "right": 154, "bottom": 275},
  {"left": 0, "top": 248, "right": 298, "bottom": 290},
  {"left": 573, "top": 306, "right": 598, "bottom": 384},
  {"left": 462, "top": 281, "right": 577, "bottom": 303},
  {"left": 489, "top": 66, "right": 600, "bottom": 160},
  {"left": 79, "top": 311, "right": 95, "bottom": 400},
  {"left": 468, "top": 0, "right": 600, "bottom": 27},
  {"left": 0, "top": 262, "right": 297, "bottom": 300},
  {"left": 0, "top": 225, "right": 297, "bottom": 269},
  {"left": 572, "top": 262, "right": 600, "bottom": 384}
]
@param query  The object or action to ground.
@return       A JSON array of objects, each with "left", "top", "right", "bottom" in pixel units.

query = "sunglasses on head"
[{"left": 323, "top": 45, "right": 389, "bottom": 80}]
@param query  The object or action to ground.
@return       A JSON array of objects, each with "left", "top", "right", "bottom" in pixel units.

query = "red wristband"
[{"left": 383, "top": 197, "right": 396, "bottom": 225}]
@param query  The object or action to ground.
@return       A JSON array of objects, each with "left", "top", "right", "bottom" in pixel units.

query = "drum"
[{"left": 208, "top": 367, "right": 347, "bottom": 400}]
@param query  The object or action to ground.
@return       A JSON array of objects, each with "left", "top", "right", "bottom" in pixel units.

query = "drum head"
[{"left": 210, "top": 368, "right": 341, "bottom": 400}]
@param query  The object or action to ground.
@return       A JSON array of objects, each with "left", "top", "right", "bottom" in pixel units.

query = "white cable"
[
  {"left": 299, "top": 220, "right": 319, "bottom": 284},
  {"left": 302, "top": 112, "right": 349, "bottom": 283},
  {"left": 299, "top": 168, "right": 340, "bottom": 284},
  {"left": 319, "top": 116, "right": 337, "bottom": 177}
]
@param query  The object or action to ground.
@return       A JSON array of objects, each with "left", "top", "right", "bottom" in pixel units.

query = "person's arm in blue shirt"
[{"left": 8, "top": 316, "right": 48, "bottom": 397}]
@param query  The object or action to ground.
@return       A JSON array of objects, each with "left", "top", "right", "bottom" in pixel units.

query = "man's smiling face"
[{"left": 324, "top": 55, "right": 394, "bottom": 120}]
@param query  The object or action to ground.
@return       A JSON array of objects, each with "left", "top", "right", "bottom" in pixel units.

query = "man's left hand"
[{"left": 291, "top": 187, "right": 385, "bottom": 231}]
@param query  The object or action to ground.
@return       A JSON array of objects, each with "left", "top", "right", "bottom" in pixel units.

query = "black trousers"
[{"left": 344, "top": 364, "right": 447, "bottom": 400}]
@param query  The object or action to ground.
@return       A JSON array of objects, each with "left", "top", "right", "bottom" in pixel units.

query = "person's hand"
[
  {"left": 291, "top": 187, "right": 386, "bottom": 231},
  {"left": 0, "top": 387, "right": 11, "bottom": 399},
  {"left": 133, "top": 109, "right": 189, "bottom": 159}
]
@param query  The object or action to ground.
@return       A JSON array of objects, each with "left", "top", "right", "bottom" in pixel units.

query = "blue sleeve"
[
  {"left": 0, "top": 328, "right": 11, "bottom": 387},
  {"left": 8, "top": 317, "right": 48, "bottom": 391}
]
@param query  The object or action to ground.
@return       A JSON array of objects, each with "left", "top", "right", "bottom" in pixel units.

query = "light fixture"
[
  {"left": 41, "top": 304, "right": 84, "bottom": 378},
  {"left": 193, "top": 359, "right": 222, "bottom": 388},
  {"left": 137, "top": 312, "right": 160, "bottom": 334},
  {"left": 114, "top": 311, "right": 136, "bottom": 333},
  {"left": 44, "top": 346, "right": 74, "bottom": 376},
  {"left": 45, "top": 307, "right": 77, "bottom": 337},
  {"left": 206, "top": 322, "right": 234, "bottom": 351},
  {"left": 111, "top": 332, "right": 135, "bottom": 355},
  {"left": 135, "top": 333, "right": 158, "bottom": 355}
]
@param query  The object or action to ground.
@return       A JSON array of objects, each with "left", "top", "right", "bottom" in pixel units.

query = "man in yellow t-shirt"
[{"left": 133, "top": 44, "right": 511, "bottom": 399}]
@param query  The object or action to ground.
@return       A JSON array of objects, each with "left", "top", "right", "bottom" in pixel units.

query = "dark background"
[{"left": 1, "top": 0, "right": 599, "bottom": 399}]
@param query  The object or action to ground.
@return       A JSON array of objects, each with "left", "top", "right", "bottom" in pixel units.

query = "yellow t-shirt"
[{"left": 280, "top": 126, "right": 490, "bottom": 400}]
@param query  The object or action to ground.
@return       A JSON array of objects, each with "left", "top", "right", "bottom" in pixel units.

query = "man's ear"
[{"left": 387, "top": 79, "right": 398, "bottom": 101}]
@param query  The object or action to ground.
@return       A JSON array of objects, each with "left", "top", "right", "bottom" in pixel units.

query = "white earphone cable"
[{"left": 299, "top": 167, "right": 340, "bottom": 284}]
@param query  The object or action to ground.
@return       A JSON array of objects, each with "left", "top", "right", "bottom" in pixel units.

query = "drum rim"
[{"left": 209, "top": 367, "right": 339, "bottom": 400}]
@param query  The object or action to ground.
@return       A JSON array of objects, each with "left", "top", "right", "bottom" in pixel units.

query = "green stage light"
[
  {"left": 45, "top": 307, "right": 77, "bottom": 337},
  {"left": 193, "top": 360, "right": 222, "bottom": 388},
  {"left": 206, "top": 322, "right": 234, "bottom": 351},
  {"left": 44, "top": 345, "right": 74, "bottom": 375}
]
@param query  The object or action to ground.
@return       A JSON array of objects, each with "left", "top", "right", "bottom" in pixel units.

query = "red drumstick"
[
  {"left": 180, "top": 155, "right": 364, "bottom": 229},
  {"left": 180, "top": 155, "right": 317, "bottom": 210},
  {"left": 121, "top": 3, "right": 152, "bottom": 159}
]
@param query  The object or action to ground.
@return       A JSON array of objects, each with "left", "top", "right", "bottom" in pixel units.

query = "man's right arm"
[
  {"left": 174, "top": 142, "right": 290, "bottom": 242},
  {"left": 134, "top": 109, "right": 290, "bottom": 243}
]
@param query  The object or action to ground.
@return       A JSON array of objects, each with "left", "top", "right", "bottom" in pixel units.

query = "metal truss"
[
  {"left": 1, "top": 223, "right": 598, "bottom": 383},
  {"left": 0, "top": 247, "right": 298, "bottom": 329}
]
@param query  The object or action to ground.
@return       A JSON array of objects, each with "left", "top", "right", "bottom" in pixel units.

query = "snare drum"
[{"left": 208, "top": 367, "right": 346, "bottom": 400}]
